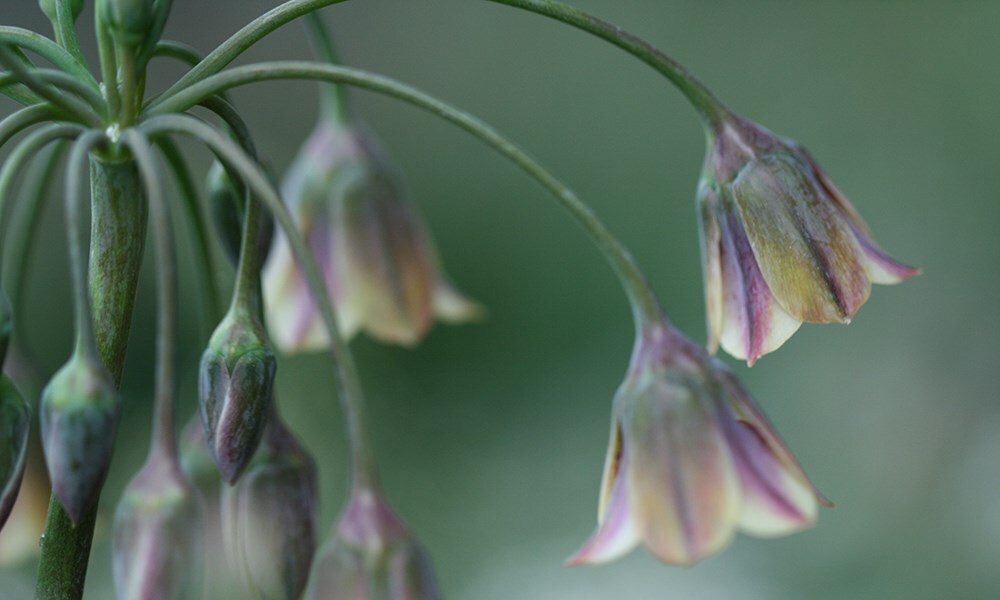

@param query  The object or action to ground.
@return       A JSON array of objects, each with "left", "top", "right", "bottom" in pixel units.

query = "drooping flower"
[
  {"left": 263, "top": 119, "right": 481, "bottom": 352},
  {"left": 306, "top": 485, "right": 441, "bottom": 600},
  {"left": 112, "top": 449, "right": 204, "bottom": 600},
  {"left": 569, "top": 321, "right": 829, "bottom": 566},
  {"left": 697, "top": 114, "right": 919, "bottom": 365},
  {"left": 222, "top": 408, "right": 317, "bottom": 600}
]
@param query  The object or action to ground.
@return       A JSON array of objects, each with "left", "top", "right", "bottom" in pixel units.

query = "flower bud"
[
  {"left": 39, "top": 0, "right": 85, "bottom": 22},
  {"left": 113, "top": 453, "right": 204, "bottom": 600},
  {"left": 206, "top": 161, "right": 274, "bottom": 267},
  {"left": 39, "top": 354, "right": 118, "bottom": 523},
  {"left": 198, "top": 310, "right": 276, "bottom": 484},
  {"left": 307, "top": 487, "right": 441, "bottom": 600},
  {"left": 222, "top": 413, "right": 317, "bottom": 600},
  {"left": 0, "top": 289, "right": 11, "bottom": 370},
  {"left": 0, "top": 376, "right": 31, "bottom": 531},
  {"left": 98, "top": 0, "right": 153, "bottom": 46}
]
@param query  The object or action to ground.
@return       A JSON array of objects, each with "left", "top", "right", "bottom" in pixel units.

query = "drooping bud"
[
  {"left": 97, "top": 0, "right": 153, "bottom": 46},
  {"left": 0, "top": 289, "right": 11, "bottom": 370},
  {"left": 113, "top": 452, "right": 204, "bottom": 600},
  {"left": 0, "top": 376, "right": 30, "bottom": 531},
  {"left": 39, "top": 0, "right": 85, "bottom": 22},
  {"left": 222, "top": 411, "right": 317, "bottom": 600},
  {"left": 307, "top": 487, "right": 442, "bottom": 600},
  {"left": 206, "top": 161, "right": 275, "bottom": 267},
  {"left": 198, "top": 309, "right": 276, "bottom": 484},
  {"left": 39, "top": 354, "right": 118, "bottom": 523}
]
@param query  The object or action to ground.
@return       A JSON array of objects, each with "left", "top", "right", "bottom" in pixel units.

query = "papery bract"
[
  {"left": 264, "top": 119, "right": 480, "bottom": 352},
  {"left": 569, "top": 322, "right": 828, "bottom": 566},
  {"left": 698, "top": 114, "right": 919, "bottom": 365}
]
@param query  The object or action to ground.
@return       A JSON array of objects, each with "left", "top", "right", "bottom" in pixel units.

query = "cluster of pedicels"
[{"left": 0, "top": 0, "right": 917, "bottom": 598}]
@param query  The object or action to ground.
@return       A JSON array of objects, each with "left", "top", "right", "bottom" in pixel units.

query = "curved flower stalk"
[
  {"left": 264, "top": 117, "right": 482, "bottom": 350},
  {"left": 486, "top": 0, "right": 918, "bottom": 364},
  {"left": 307, "top": 484, "right": 441, "bottom": 600},
  {"left": 569, "top": 321, "right": 828, "bottom": 565}
]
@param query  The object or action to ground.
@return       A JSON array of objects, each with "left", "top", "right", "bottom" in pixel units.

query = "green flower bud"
[
  {"left": 0, "top": 289, "right": 11, "bottom": 370},
  {"left": 0, "top": 376, "right": 31, "bottom": 530},
  {"left": 198, "top": 310, "right": 276, "bottom": 484},
  {"left": 113, "top": 453, "right": 204, "bottom": 600},
  {"left": 39, "top": 0, "right": 85, "bottom": 22},
  {"left": 39, "top": 354, "right": 118, "bottom": 523},
  {"left": 97, "top": 0, "right": 153, "bottom": 46},
  {"left": 222, "top": 414, "right": 317, "bottom": 600},
  {"left": 207, "top": 161, "right": 275, "bottom": 267}
]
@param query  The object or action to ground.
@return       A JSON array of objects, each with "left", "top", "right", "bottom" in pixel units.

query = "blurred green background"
[{"left": 1, "top": 1, "right": 997, "bottom": 598}]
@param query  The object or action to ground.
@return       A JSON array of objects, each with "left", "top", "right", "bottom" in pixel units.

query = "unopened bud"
[
  {"left": 307, "top": 488, "right": 442, "bottom": 600},
  {"left": 0, "top": 289, "right": 11, "bottom": 370},
  {"left": 39, "top": 0, "right": 85, "bottom": 22},
  {"left": 113, "top": 453, "right": 204, "bottom": 600},
  {"left": 0, "top": 376, "right": 30, "bottom": 530},
  {"left": 39, "top": 354, "right": 118, "bottom": 523},
  {"left": 198, "top": 310, "right": 275, "bottom": 484},
  {"left": 222, "top": 415, "right": 317, "bottom": 600},
  {"left": 98, "top": 0, "right": 153, "bottom": 46}
]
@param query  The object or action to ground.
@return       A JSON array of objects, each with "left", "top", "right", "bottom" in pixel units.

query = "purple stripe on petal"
[{"left": 567, "top": 453, "right": 640, "bottom": 565}]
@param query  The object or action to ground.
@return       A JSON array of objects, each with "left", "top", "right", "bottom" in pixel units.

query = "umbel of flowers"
[{"left": 0, "top": 0, "right": 916, "bottom": 598}]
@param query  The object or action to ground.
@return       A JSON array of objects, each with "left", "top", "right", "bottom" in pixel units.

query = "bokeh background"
[{"left": 1, "top": 1, "right": 998, "bottom": 598}]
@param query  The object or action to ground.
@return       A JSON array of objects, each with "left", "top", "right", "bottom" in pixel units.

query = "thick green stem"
[
  {"left": 484, "top": 0, "right": 730, "bottom": 127},
  {"left": 145, "top": 62, "right": 666, "bottom": 329}
]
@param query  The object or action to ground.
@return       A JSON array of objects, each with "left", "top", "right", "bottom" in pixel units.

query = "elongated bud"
[
  {"left": 98, "top": 0, "right": 153, "bottom": 46},
  {"left": 39, "top": 354, "right": 118, "bottom": 523},
  {"left": 307, "top": 488, "right": 442, "bottom": 599},
  {"left": 222, "top": 413, "right": 317, "bottom": 600},
  {"left": 206, "top": 162, "right": 275, "bottom": 267},
  {"left": 0, "top": 289, "right": 11, "bottom": 370},
  {"left": 198, "top": 309, "right": 276, "bottom": 484},
  {"left": 113, "top": 453, "right": 204, "bottom": 600},
  {"left": 39, "top": 0, "right": 85, "bottom": 22},
  {"left": 0, "top": 376, "right": 31, "bottom": 530}
]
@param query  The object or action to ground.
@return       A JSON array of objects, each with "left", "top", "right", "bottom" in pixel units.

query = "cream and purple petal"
[
  {"left": 567, "top": 450, "right": 640, "bottom": 565},
  {"left": 697, "top": 184, "right": 725, "bottom": 355},
  {"left": 626, "top": 378, "right": 740, "bottom": 565},
  {"left": 732, "top": 155, "right": 871, "bottom": 324},
  {"left": 716, "top": 202, "right": 801, "bottom": 366}
]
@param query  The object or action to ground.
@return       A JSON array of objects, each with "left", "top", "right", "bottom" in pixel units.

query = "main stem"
[{"left": 484, "top": 0, "right": 730, "bottom": 128}]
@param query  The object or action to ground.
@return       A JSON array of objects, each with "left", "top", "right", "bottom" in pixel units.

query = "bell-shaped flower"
[
  {"left": 698, "top": 115, "right": 919, "bottom": 365},
  {"left": 569, "top": 322, "right": 829, "bottom": 566},
  {"left": 222, "top": 409, "right": 318, "bottom": 600},
  {"left": 263, "top": 119, "right": 481, "bottom": 352},
  {"left": 0, "top": 376, "right": 30, "bottom": 531},
  {"left": 306, "top": 485, "right": 441, "bottom": 599},
  {"left": 112, "top": 449, "right": 204, "bottom": 600},
  {"left": 199, "top": 307, "right": 276, "bottom": 484}
]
